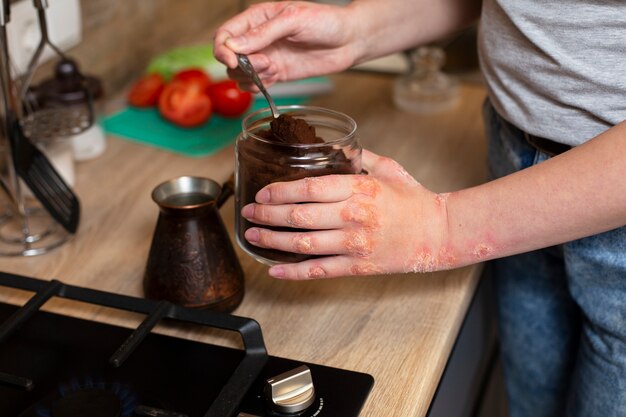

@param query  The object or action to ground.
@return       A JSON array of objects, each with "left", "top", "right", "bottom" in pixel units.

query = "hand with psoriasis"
[{"left": 241, "top": 150, "right": 455, "bottom": 279}]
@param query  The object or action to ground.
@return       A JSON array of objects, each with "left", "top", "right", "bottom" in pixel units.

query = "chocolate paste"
[{"left": 237, "top": 113, "right": 356, "bottom": 263}]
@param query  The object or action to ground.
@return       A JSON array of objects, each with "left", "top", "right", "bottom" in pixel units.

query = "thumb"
[
  {"left": 362, "top": 150, "right": 420, "bottom": 186},
  {"left": 225, "top": 8, "right": 300, "bottom": 55}
]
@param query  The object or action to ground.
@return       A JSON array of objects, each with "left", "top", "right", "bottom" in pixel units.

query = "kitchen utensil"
[
  {"left": 19, "top": 0, "right": 93, "bottom": 140},
  {"left": 143, "top": 176, "right": 244, "bottom": 312},
  {"left": 0, "top": 0, "right": 80, "bottom": 234},
  {"left": 0, "top": 176, "right": 17, "bottom": 229},
  {"left": 5, "top": 98, "right": 80, "bottom": 234},
  {"left": 236, "top": 53, "right": 280, "bottom": 119}
]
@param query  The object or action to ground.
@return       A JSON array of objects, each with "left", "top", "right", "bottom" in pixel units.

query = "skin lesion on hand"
[
  {"left": 307, "top": 265, "right": 328, "bottom": 279},
  {"left": 403, "top": 245, "right": 458, "bottom": 274},
  {"left": 352, "top": 176, "right": 381, "bottom": 197},
  {"left": 287, "top": 205, "right": 315, "bottom": 228},
  {"left": 343, "top": 229, "right": 374, "bottom": 257},
  {"left": 340, "top": 199, "right": 380, "bottom": 228},
  {"left": 403, "top": 248, "right": 439, "bottom": 273},
  {"left": 399, "top": 191, "right": 458, "bottom": 274},
  {"left": 349, "top": 262, "right": 382, "bottom": 276},
  {"left": 472, "top": 243, "right": 494, "bottom": 260},
  {"left": 302, "top": 177, "right": 327, "bottom": 199},
  {"left": 292, "top": 234, "right": 315, "bottom": 253}
]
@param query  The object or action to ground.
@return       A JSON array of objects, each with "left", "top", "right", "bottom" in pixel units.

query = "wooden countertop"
[{"left": 0, "top": 71, "right": 488, "bottom": 417}]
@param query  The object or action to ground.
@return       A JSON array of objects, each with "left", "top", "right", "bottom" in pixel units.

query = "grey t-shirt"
[{"left": 478, "top": 0, "right": 626, "bottom": 146}]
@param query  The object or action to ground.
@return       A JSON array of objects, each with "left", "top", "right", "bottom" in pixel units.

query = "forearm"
[
  {"left": 444, "top": 121, "right": 626, "bottom": 267},
  {"left": 347, "top": 0, "right": 482, "bottom": 64}
]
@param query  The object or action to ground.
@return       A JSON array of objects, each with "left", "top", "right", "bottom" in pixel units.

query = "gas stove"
[{"left": 0, "top": 272, "right": 373, "bottom": 417}]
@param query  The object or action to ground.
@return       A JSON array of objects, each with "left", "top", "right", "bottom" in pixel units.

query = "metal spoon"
[{"left": 236, "top": 53, "right": 280, "bottom": 119}]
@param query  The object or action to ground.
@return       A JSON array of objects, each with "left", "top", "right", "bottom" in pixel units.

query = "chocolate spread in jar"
[{"left": 237, "top": 113, "right": 356, "bottom": 264}]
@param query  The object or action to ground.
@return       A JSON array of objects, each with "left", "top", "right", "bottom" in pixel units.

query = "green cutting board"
[{"left": 102, "top": 97, "right": 306, "bottom": 158}]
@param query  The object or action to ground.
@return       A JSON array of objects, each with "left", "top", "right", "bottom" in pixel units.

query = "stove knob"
[{"left": 265, "top": 365, "right": 315, "bottom": 414}]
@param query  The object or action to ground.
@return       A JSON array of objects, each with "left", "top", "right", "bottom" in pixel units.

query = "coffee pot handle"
[{"left": 216, "top": 173, "right": 235, "bottom": 208}]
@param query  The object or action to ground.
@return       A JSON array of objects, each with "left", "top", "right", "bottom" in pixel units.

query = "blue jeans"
[{"left": 483, "top": 99, "right": 626, "bottom": 417}]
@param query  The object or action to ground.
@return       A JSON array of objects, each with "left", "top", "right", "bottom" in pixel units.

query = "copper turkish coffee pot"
[{"left": 143, "top": 175, "right": 244, "bottom": 312}]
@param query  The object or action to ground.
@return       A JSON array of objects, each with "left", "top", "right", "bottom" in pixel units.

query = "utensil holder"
[{"left": 0, "top": 22, "right": 71, "bottom": 256}]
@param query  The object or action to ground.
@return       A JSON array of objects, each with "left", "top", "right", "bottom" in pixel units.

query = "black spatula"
[
  {"left": 7, "top": 115, "right": 80, "bottom": 233},
  {"left": 0, "top": 0, "right": 80, "bottom": 233}
]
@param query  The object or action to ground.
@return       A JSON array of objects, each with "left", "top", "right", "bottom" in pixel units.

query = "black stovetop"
[{"left": 0, "top": 272, "right": 373, "bottom": 417}]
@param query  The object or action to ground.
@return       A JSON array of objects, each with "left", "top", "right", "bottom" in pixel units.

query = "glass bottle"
[{"left": 393, "top": 46, "right": 459, "bottom": 114}]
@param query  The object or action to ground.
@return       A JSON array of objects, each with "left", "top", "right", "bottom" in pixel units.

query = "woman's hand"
[
  {"left": 241, "top": 150, "right": 456, "bottom": 279},
  {"left": 213, "top": 1, "right": 359, "bottom": 91}
]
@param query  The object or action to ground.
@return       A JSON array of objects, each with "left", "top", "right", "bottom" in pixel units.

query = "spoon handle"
[{"left": 236, "top": 53, "right": 280, "bottom": 118}]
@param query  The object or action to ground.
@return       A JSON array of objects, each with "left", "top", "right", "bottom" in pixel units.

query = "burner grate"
[{"left": 0, "top": 272, "right": 268, "bottom": 417}]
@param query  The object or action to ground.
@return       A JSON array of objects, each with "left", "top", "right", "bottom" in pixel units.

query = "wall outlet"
[{"left": 6, "top": 0, "right": 82, "bottom": 76}]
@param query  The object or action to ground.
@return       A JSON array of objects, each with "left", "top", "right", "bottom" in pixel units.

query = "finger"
[
  {"left": 242, "top": 197, "right": 379, "bottom": 230},
  {"left": 213, "top": 41, "right": 239, "bottom": 69},
  {"left": 225, "top": 78, "right": 277, "bottom": 94},
  {"left": 226, "top": 69, "right": 263, "bottom": 91},
  {"left": 224, "top": 6, "right": 303, "bottom": 56},
  {"left": 232, "top": 80, "right": 261, "bottom": 93},
  {"left": 244, "top": 227, "right": 375, "bottom": 258},
  {"left": 257, "top": 174, "right": 379, "bottom": 204},
  {"left": 226, "top": 67, "right": 255, "bottom": 85},
  {"left": 362, "top": 149, "right": 419, "bottom": 186},
  {"left": 267, "top": 256, "right": 383, "bottom": 280},
  {"left": 242, "top": 202, "right": 341, "bottom": 229},
  {"left": 361, "top": 149, "right": 381, "bottom": 172},
  {"left": 214, "top": 3, "right": 284, "bottom": 48},
  {"left": 214, "top": 5, "right": 277, "bottom": 51},
  {"left": 242, "top": 53, "right": 272, "bottom": 73},
  {"left": 214, "top": 3, "right": 286, "bottom": 68},
  {"left": 227, "top": 54, "right": 278, "bottom": 81},
  {"left": 257, "top": 176, "right": 351, "bottom": 204}
]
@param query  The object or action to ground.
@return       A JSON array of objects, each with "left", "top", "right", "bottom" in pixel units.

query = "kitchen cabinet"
[{"left": 0, "top": 70, "right": 490, "bottom": 417}]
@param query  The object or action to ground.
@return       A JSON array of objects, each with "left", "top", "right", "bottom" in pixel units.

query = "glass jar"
[{"left": 236, "top": 105, "right": 362, "bottom": 265}]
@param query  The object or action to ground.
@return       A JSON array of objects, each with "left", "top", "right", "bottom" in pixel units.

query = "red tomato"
[
  {"left": 171, "top": 68, "right": 212, "bottom": 92},
  {"left": 158, "top": 82, "right": 212, "bottom": 127},
  {"left": 208, "top": 80, "right": 253, "bottom": 118},
  {"left": 128, "top": 73, "right": 165, "bottom": 107}
]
